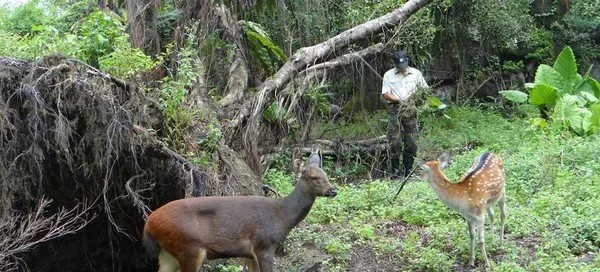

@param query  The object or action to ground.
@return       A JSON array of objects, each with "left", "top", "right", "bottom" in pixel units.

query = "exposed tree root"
[{"left": 0, "top": 55, "right": 211, "bottom": 271}]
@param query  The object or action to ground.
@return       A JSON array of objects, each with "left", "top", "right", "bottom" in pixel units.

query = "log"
[{"left": 259, "top": 136, "right": 388, "bottom": 157}]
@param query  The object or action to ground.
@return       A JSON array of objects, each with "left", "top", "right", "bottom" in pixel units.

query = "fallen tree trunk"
[
  {"left": 299, "top": 43, "right": 385, "bottom": 78},
  {"left": 260, "top": 136, "right": 388, "bottom": 157},
  {"left": 260, "top": 136, "right": 391, "bottom": 181}
]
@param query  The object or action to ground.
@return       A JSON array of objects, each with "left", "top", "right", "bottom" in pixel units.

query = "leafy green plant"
[
  {"left": 500, "top": 46, "right": 600, "bottom": 135},
  {"left": 240, "top": 20, "right": 286, "bottom": 75},
  {"left": 323, "top": 237, "right": 352, "bottom": 255},
  {"left": 0, "top": 3, "right": 154, "bottom": 77},
  {"left": 262, "top": 100, "right": 281, "bottom": 123},
  {"left": 99, "top": 41, "right": 158, "bottom": 78},
  {"left": 0, "top": 29, "right": 25, "bottom": 57},
  {"left": 423, "top": 95, "right": 449, "bottom": 114},
  {"left": 160, "top": 76, "right": 195, "bottom": 151},
  {"left": 3, "top": 0, "right": 50, "bottom": 36},
  {"left": 261, "top": 98, "right": 300, "bottom": 137},
  {"left": 197, "top": 122, "right": 222, "bottom": 153},
  {"left": 50, "top": 0, "right": 89, "bottom": 34},
  {"left": 213, "top": 264, "right": 243, "bottom": 272},
  {"left": 303, "top": 84, "right": 331, "bottom": 116},
  {"left": 503, "top": 60, "right": 524, "bottom": 73},
  {"left": 263, "top": 168, "right": 294, "bottom": 194},
  {"left": 159, "top": 28, "right": 203, "bottom": 151},
  {"left": 499, "top": 90, "right": 529, "bottom": 104},
  {"left": 350, "top": 221, "right": 375, "bottom": 241},
  {"left": 77, "top": 11, "right": 126, "bottom": 67}
]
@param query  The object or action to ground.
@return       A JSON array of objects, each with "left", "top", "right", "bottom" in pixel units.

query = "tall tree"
[{"left": 126, "top": 0, "right": 160, "bottom": 56}]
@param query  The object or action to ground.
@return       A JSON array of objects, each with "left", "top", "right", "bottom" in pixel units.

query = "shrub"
[
  {"left": 501, "top": 46, "right": 600, "bottom": 135},
  {"left": 3, "top": 0, "right": 50, "bottom": 36},
  {"left": 99, "top": 40, "right": 158, "bottom": 78},
  {"left": 77, "top": 11, "right": 127, "bottom": 67}
]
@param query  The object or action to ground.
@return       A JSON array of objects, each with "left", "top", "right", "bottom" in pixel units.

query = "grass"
[{"left": 262, "top": 105, "right": 600, "bottom": 271}]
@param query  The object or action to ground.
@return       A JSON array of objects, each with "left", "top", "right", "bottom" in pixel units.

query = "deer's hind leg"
[
  {"left": 179, "top": 248, "right": 206, "bottom": 272},
  {"left": 245, "top": 245, "right": 261, "bottom": 272},
  {"left": 158, "top": 249, "right": 180, "bottom": 272},
  {"left": 498, "top": 194, "right": 506, "bottom": 243},
  {"left": 244, "top": 257, "right": 260, "bottom": 272},
  {"left": 476, "top": 217, "right": 490, "bottom": 269},
  {"left": 467, "top": 220, "right": 476, "bottom": 267}
]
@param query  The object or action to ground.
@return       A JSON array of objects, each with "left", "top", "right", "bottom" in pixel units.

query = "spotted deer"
[
  {"left": 420, "top": 152, "right": 506, "bottom": 268},
  {"left": 143, "top": 156, "right": 336, "bottom": 272}
]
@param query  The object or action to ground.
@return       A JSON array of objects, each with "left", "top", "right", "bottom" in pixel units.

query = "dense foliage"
[
  {"left": 0, "top": 0, "right": 156, "bottom": 78},
  {"left": 2, "top": 0, "right": 599, "bottom": 116}
]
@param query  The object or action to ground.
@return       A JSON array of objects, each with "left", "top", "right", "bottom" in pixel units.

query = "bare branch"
[
  {"left": 124, "top": 173, "right": 152, "bottom": 220},
  {"left": 0, "top": 199, "right": 96, "bottom": 272},
  {"left": 300, "top": 43, "right": 384, "bottom": 76}
]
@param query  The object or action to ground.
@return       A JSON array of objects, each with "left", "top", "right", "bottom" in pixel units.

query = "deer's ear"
[
  {"left": 301, "top": 166, "right": 308, "bottom": 177},
  {"left": 438, "top": 152, "right": 451, "bottom": 169},
  {"left": 301, "top": 166, "right": 316, "bottom": 178}
]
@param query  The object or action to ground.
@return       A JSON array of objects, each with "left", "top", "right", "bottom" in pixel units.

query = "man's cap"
[{"left": 392, "top": 51, "right": 409, "bottom": 65}]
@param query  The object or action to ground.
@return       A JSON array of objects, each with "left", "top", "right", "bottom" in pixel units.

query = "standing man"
[{"left": 381, "top": 50, "right": 428, "bottom": 179}]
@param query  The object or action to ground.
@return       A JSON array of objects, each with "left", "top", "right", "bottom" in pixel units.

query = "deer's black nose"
[{"left": 325, "top": 188, "right": 337, "bottom": 197}]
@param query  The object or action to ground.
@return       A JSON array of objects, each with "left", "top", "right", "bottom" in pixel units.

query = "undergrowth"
[{"left": 0, "top": 5, "right": 156, "bottom": 78}]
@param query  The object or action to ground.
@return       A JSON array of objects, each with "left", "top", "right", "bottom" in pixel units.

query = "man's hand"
[{"left": 383, "top": 92, "right": 400, "bottom": 104}]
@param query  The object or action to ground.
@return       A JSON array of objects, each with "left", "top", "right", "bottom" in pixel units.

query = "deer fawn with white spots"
[{"left": 420, "top": 152, "right": 506, "bottom": 269}]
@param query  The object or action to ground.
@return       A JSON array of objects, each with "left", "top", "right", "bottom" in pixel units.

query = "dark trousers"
[{"left": 387, "top": 105, "right": 418, "bottom": 177}]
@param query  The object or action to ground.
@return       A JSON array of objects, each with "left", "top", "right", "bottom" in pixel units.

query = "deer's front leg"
[
  {"left": 487, "top": 207, "right": 495, "bottom": 235},
  {"left": 257, "top": 247, "right": 276, "bottom": 272}
]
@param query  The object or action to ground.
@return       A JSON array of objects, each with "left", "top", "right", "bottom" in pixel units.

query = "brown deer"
[
  {"left": 420, "top": 152, "right": 506, "bottom": 269},
  {"left": 142, "top": 158, "right": 336, "bottom": 272}
]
